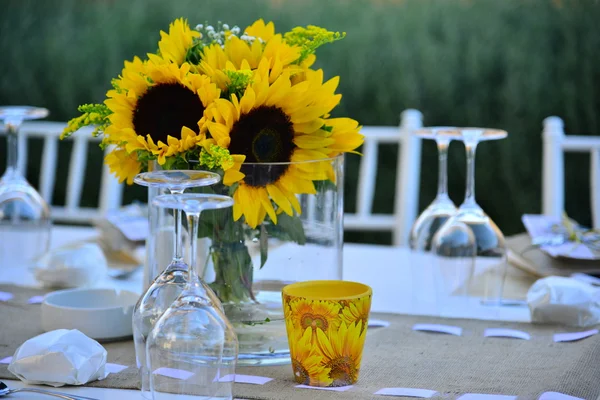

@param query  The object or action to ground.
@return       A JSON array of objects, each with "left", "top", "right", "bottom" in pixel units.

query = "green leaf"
[
  {"left": 313, "top": 179, "right": 337, "bottom": 193},
  {"left": 260, "top": 224, "right": 268, "bottom": 269},
  {"left": 268, "top": 213, "right": 306, "bottom": 245}
]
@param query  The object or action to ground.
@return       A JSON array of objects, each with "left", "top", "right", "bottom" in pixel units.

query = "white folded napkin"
[
  {"left": 8, "top": 329, "right": 107, "bottom": 387},
  {"left": 33, "top": 243, "right": 107, "bottom": 288},
  {"left": 522, "top": 214, "right": 599, "bottom": 260},
  {"left": 527, "top": 276, "right": 600, "bottom": 327}
]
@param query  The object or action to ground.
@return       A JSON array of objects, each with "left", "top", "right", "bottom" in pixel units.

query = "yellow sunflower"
[
  {"left": 104, "top": 147, "right": 142, "bottom": 184},
  {"left": 103, "top": 59, "right": 220, "bottom": 169},
  {"left": 156, "top": 18, "right": 200, "bottom": 66},
  {"left": 289, "top": 327, "right": 333, "bottom": 387},
  {"left": 316, "top": 321, "right": 366, "bottom": 387},
  {"left": 244, "top": 19, "right": 275, "bottom": 42},
  {"left": 198, "top": 31, "right": 302, "bottom": 89},
  {"left": 288, "top": 298, "right": 342, "bottom": 334},
  {"left": 205, "top": 63, "right": 362, "bottom": 228},
  {"left": 340, "top": 296, "right": 371, "bottom": 332}
]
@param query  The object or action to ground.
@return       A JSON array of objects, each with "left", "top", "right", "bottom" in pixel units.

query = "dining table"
[{"left": 0, "top": 225, "right": 531, "bottom": 400}]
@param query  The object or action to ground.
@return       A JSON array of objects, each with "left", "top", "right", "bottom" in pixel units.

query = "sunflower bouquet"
[{"left": 62, "top": 18, "right": 363, "bottom": 305}]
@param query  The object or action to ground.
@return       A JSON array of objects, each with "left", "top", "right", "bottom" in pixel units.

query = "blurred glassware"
[
  {"left": 409, "top": 127, "right": 459, "bottom": 251},
  {"left": 132, "top": 170, "right": 220, "bottom": 400},
  {"left": 432, "top": 128, "right": 509, "bottom": 309},
  {"left": 0, "top": 106, "right": 51, "bottom": 269},
  {"left": 147, "top": 193, "right": 238, "bottom": 400},
  {"left": 431, "top": 219, "right": 477, "bottom": 314}
]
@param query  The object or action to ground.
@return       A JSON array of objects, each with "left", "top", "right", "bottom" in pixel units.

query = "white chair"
[
  {"left": 344, "top": 109, "right": 423, "bottom": 246},
  {"left": 542, "top": 116, "right": 600, "bottom": 228},
  {"left": 0, "top": 121, "right": 124, "bottom": 223}
]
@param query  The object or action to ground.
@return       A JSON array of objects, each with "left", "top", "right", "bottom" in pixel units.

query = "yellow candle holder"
[{"left": 282, "top": 280, "right": 372, "bottom": 387}]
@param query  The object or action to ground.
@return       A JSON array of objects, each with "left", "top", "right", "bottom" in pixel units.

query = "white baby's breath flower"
[
  {"left": 222, "top": 23, "right": 229, "bottom": 30},
  {"left": 206, "top": 25, "right": 214, "bottom": 32},
  {"left": 231, "top": 26, "right": 240, "bottom": 34},
  {"left": 195, "top": 24, "right": 203, "bottom": 30},
  {"left": 241, "top": 34, "right": 257, "bottom": 42}
]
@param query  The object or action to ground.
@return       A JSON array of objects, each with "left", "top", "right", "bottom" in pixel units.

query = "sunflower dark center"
[
  {"left": 292, "top": 359, "right": 310, "bottom": 385},
  {"left": 228, "top": 105, "right": 295, "bottom": 187},
  {"left": 326, "top": 356, "right": 358, "bottom": 387},
  {"left": 132, "top": 83, "right": 204, "bottom": 144},
  {"left": 301, "top": 313, "right": 329, "bottom": 331}
]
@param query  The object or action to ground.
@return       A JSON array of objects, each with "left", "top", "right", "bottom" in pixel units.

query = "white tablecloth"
[{"left": 0, "top": 225, "right": 530, "bottom": 399}]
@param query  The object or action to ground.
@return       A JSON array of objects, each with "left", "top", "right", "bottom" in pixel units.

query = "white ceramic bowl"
[{"left": 41, "top": 288, "right": 139, "bottom": 341}]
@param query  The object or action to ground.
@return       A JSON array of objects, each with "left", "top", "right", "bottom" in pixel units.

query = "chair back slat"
[
  {"left": 99, "top": 146, "right": 124, "bottom": 214},
  {"left": 356, "top": 135, "right": 379, "bottom": 218},
  {"left": 65, "top": 135, "right": 89, "bottom": 210},
  {"left": 394, "top": 110, "right": 423, "bottom": 246},
  {"left": 542, "top": 117, "right": 565, "bottom": 219},
  {"left": 345, "top": 109, "right": 423, "bottom": 245},
  {"left": 542, "top": 116, "right": 600, "bottom": 228},
  {"left": 39, "top": 136, "right": 59, "bottom": 203},
  {"left": 1, "top": 122, "right": 124, "bottom": 223}
]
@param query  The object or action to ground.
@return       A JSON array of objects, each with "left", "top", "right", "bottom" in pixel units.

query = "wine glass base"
[
  {"left": 0, "top": 106, "right": 49, "bottom": 121},
  {"left": 134, "top": 170, "right": 220, "bottom": 190}
]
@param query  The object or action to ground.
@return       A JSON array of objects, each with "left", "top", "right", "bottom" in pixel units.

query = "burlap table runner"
[{"left": 1, "top": 285, "right": 600, "bottom": 399}]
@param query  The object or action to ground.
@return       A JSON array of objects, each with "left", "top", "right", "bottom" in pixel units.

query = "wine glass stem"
[
  {"left": 436, "top": 139, "right": 450, "bottom": 198},
  {"left": 464, "top": 141, "right": 478, "bottom": 206},
  {"left": 4, "top": 119, "right": 22, "bottom": 178},
  {"left": 185, "top": 211, "right": 200, "bottom": 283},
  {"left": 169, "top": 189, "right": 184, "bottom": 262}
]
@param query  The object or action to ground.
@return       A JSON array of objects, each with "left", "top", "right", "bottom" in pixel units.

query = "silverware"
[{"left": 0, "top": 381, "right": 98, "bottom": 400}]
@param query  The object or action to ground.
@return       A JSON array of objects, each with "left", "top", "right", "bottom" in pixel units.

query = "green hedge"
[{"left": 1, "top": 0, "right": 599, "bottom": 243}]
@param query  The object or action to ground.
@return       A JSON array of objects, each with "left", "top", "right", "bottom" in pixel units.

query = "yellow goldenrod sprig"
[
  {"left": 225, "top": 69, "right": 254, "bottom": 99},
  {"left": 200, "top": 145, "right": 234, "bottom": 170},
  {"left": 284, "top": 25, "right": 346, "bottom": 63},
  {"left": 61, "top": 103, "right": 112, "bottom": 139}
]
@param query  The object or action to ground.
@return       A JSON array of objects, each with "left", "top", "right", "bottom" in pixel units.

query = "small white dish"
[{"left": 41, "top": 288, "right": 139, "bottom": 341}]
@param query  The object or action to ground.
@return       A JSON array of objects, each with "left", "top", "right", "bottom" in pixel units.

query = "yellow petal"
[
  {"left": 279, "top": 174, "right": 316, "bottom": 195},
  {"left": 240, "top": 87, "right": 256, "bottom": 115},
  {"left": 267, "top": 184, "right": 292, "bottom": 216},
  {"left": 233, "top": 188, "right": 243, "bottom": 221},
  {"left": 293, "top": 135, "right": 335, "bottom": 149},
  {"left": 294, "top": 119, "right": 324, "bottom": 134},
  {"left": 277, "top": 182, "right": 301, "bottom": 214},
  {"left": 223, "top": 169, "right": 245, "bottom": 186},
  {"left": 258, "top": 188, "right": 277, "bottom": 224},
  {"left": 207, "top": 122, "right": 231, "bottom": 145}
]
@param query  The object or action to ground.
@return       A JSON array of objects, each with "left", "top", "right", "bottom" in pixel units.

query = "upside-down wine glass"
[
  {"left": 132, "top": 170, "right": 221, "bottom": 400},
  {"left": 432, "top": 128, "right": 509, "bottom": 312},
  {"left": 0, "top": 106, "right": 51, "bottom": 269},
  {"left": 409, "top": 127, "right": 458, "bottom": 251},
  {"left": 408, "top": 127, "right": 460, "bottom": 314},
  {"left": 147, "top": 193, "right": 238, "bottom": 400}
]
